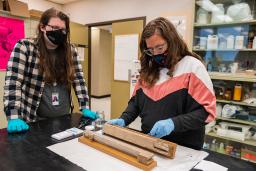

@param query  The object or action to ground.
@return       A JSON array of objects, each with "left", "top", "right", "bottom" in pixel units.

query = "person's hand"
[
  {"left": 149, "top": 118, "right": 174, "bottom": 138},
  {"left": 7, "top": 119, "right": 29, "bottom": 133},
  {"left": 107, "top": 118, "right": 125, "bottom": 127},
  {"left": 82, "top": 109, "right": 99, "bottom": 120}
]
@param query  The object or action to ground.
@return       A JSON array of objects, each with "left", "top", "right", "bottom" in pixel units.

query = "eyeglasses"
[
  {"left": 144, "top": 42, "right": 167, "bottom": 56},
  {"left": 46, "top": 24, "right": 67, "bottom": 34}
]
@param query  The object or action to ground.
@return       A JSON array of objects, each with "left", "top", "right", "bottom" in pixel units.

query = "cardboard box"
[
  {"left": 7, "top": 0, "right": 29, "bottom": 17},
  {"left": 29, "top": 9, "right": 43, "bottom": 19}
]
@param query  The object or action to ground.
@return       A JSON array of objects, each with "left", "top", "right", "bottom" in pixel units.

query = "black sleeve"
[
  {"left": 172, "top": 95, "right": 209, "bottom": 132},
  {"left": 119, "top": 95, "right": 140, "bottom": 126}
]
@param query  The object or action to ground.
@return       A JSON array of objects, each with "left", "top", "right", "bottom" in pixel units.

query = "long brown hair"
[
  {"left": 36, "top": 8, "right": 74, "bottom": 84},
  {"left": 140, "top": 17, "right": 202, "bottom": 88}
]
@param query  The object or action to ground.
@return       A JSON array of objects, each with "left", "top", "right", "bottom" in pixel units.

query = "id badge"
[{"left": 52, "top": 92, "right": 59, "bottom": 106}]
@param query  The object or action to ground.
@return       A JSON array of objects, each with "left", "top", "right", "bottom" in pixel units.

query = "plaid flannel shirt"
[{"left": 3, "top": 39, "right": 89, "bottom": 122}]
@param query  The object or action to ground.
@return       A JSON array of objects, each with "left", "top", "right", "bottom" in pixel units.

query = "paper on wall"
[
  {"left": 114, "top": 34, "right": 139, "bottom": 81},
  {"left": 77, "top": 47, "right": 85, "bottom": 61}
]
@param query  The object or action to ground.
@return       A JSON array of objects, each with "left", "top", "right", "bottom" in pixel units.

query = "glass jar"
[
  {"left": 224, "top": 88, "right": 232, "bottom": 100},
  {"left": 95, "top": 111, "right": 106, "bottom": 130},
  {"left": 233, "top": 84, "right": 242, "bottom": 101}
]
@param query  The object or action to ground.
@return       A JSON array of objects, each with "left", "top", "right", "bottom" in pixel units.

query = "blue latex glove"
[
  {"left": 7, "top": 119, "right": 29, "bottom": 133},
  {"left": 82, "top": 109, "right": 99, "bottom": 120},
  {"left": 107, "top": 118, "right": 125, "bottom": 127},
  {"left": 149, "top": 118, "right": 174, "bottom": 138}
]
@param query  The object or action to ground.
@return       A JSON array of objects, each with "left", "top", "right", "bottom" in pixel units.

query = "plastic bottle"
[
  {"left": 253, "top": 37, "right": 256, "bottom": 49},
  {"left": 197, "top": 7, "right": 209, "bottom": 24},
  {"left": 227, "top": 35, "right": 235, "bottom": 49},
  {"left": 235, "top": 35, "right": 244, "bottom": 49},
  {"left": 217, "top": 143, "right": 225, "bottom": 154},
  {"left": 210, "top": 139, "right": 217, "bottom": 151}
]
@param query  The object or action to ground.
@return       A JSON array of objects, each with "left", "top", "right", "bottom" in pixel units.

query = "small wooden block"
[{"left": 78, "top": 136, "right": 157, "bottom": 171}]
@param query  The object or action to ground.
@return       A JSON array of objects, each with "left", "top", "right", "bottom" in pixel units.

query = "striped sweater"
[{"left": 120, "top": 56, "right": 216, "bottom": 150}]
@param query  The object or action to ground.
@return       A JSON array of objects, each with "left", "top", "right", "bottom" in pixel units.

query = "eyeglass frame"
[
  {"left": 143, "top": 42, "right": 168, "bottom": 56},
  {"left": 45, "top": 24, "right": 68, "bottom": 35}
]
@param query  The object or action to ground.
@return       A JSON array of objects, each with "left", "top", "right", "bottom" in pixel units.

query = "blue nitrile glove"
[
  {"left": 7, "top": 119, "right": 29, "bottom": 133},
  {"left": 107, "top": 118, "right": 125, "bottom": 127},
  {"left": 82, "top": 108, "right": 99, "bottom": 120},
  {"left": 149, "top": 118, "right": 174, "bottom": 138}
]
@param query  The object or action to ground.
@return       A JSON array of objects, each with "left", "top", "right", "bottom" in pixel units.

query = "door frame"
[{"left": 86, "top": 16, "right": 146, "bottom": 106}]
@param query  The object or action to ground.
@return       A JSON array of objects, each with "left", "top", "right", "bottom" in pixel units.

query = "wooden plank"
[
  {"left": 83, "top": 130, "right": 154, "bottom": 165},
  {"left": 78, "top": 136, "right": 157, "bottom": 171},
  {"left": 103, "top": 124, "right": 177, "bottom": 158}
]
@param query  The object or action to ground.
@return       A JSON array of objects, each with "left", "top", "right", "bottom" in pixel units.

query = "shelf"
[
  {"left": 193, "top": 49, "right": 256, "bottom": 52},
  {"left": 194, "top": 20, "right": 256, "bottom": 28},
  {"left": 216, "top": 99, "right": 256, "bottom": 107},
  {"left": 216, "top": 116, "right": 256, "bottom": 127},
  {"left": 206, "top": 132, "right": 256, "bottom": 147},
  {"left": 209, "top": 72, "right": 256, "bottom": 82},
  {"left": 205, "top": 148, "right": 256, "bottom": 164}
]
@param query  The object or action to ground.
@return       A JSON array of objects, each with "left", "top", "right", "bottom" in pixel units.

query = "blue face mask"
[{"left": 152, "top": 52, "right": 167, "bottom": 67}]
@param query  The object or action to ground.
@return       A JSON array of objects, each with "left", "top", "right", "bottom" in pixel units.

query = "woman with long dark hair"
[
  {"left": 4, "top": 8, "right": 97, "bottom": 133},
  {"left": 109, "top": 17, "right": 216, "bottom": 150}
]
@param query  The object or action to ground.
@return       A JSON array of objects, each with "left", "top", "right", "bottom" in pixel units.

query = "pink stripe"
[
  {"left": 132, "top": 81, "right": 141, "bottom": 97},
  {"left": 136, "top": 73, "right": 216, "bottom": 123},
  {"left": 188, "top": 73, "right": 216, "bottom": 123},
  {"left": 142, "top": 74, "right": 189, "bottom": 101}
]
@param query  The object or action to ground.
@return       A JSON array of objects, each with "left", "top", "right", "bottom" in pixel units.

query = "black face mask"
[
  {"left": 151, "top": 52, "right": 168, "bottom": 68},
  {"left": 46, "top": 29, "right": 67, "bottom": 45}
]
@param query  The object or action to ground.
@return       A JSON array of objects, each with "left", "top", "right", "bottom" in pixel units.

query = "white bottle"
[
  {"left": 235, "top": 35, "right": 244, "bottom": 49},
  {"left": 199, "top": 37, "right": 207, "bottom": 49},
  {"left": 197, "top": 7, "right": 209, "bottom": 24},
  {"left": 227, "top": 35, "right": 235, "bottom": 49},
  {"left": 253, "top": 37, "right": 256, "bottom": 49},
  {"left": 207, "top": 35, "right": 218, "bottom": 50}
]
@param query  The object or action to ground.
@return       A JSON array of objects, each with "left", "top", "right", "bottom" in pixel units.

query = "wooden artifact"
[
  {"left": 84, "top": 130, "right": 154, "bottom": 164},
  {"left": 103, "top": 124, "right": 177, "bottom": 158},
  {"left": 79, "top": 130, "right": 157, "bottom": 171}
]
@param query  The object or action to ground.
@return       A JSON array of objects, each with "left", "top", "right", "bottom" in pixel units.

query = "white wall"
[
  {"left": 63, "top": 0, "right": 194, "bottom": 24},
  {"left": 18, "top": 0, "right": 62, "bottom": 11},
  {"left": 63, "top": 0, "right": 195, "bottom": 48}
]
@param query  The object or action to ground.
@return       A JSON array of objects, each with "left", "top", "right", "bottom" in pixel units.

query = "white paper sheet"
[
  {"left": 47, "top": 138, "right": 209, "bottom": 171},
  {"left": 194, "top": 160, "right": 228, "bottom": 171},
  {"left": 114, "top": 34, "right": 139, "bottom": 81},
  {"left": 77, "top": 47, "right": 85, "bottom": 61}
]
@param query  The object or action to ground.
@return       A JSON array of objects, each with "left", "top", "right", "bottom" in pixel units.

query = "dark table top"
[{"left": 0, "top": 113, "right": 255, "bottom": 171}]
